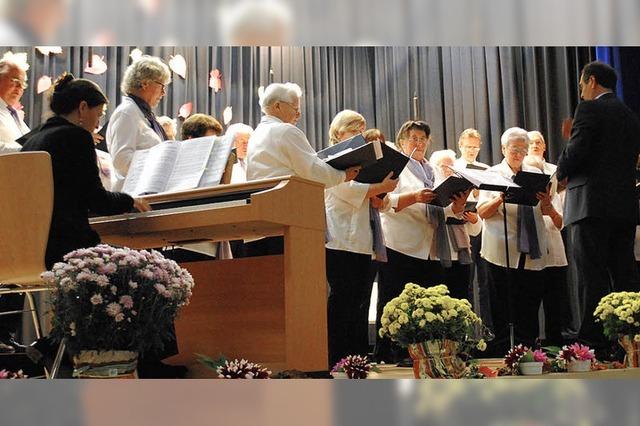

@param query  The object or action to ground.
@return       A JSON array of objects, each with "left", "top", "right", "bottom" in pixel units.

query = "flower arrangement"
[
  {"left": 0, "top": 369, "right": 27, "bottom": 379},
  {"left": 500, "top": 344, "right": 548, "bottom": 375},
  {"left": 594, "top": 291, "right": 640, "bottom": 340},
  {"left": 557, "top": 343, "right": 594, "bottom": 364},
  {"left": 216, "top": 359, "right": 272, "bottom": 379},
  {"left": 378, "top": 283, "right": 484, "bottom": 349},
  {"left": 331, "top": 355, "right": 380, "bottom": 379},
  {"left": 42, "top": 244, "right": 195, "bottom": 355}
]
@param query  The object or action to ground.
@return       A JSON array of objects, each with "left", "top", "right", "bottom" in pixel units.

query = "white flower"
[
  {"left": 114, "top": 313, "right": 125, "bottom": 322},
  {"left": 90, "top": 294, "right": 103, "bottom": 305},
  {"left": 476, "top": 339, "right": 487, "bottom": 351},
  {"left": 128, "top": 280, "right": 138, "bottom": 289},
  {"left": 105, "top": 302, "right": 122, "bottom": 317},
  {"left": 634, "top": 335, "right": 640, "bottom": 343}
]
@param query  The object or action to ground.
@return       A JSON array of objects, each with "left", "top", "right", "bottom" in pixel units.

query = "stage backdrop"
[{"left": 5, "top": 46, "right": 595, "bottom": 165}]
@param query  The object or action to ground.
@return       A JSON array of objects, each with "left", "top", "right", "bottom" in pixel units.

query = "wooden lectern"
[{"left": 90, "top": 176, "right": 328, "bottom": 375}]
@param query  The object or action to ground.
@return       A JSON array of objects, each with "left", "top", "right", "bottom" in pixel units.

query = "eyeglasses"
[
  {"left": 506, "top": 146, "right": 528, "bottom": 155},
  {"left": 407, "top": 135, "right": 429, "bottom": 145},
  {"left": 10, "top": 78, "right": 27, "bottom": 89},
  {"left": 280, "top": 101, "right": 300, "bottom": 114},
  {"left": 152, "top": 80, "right": 166, "bottom": 92}
]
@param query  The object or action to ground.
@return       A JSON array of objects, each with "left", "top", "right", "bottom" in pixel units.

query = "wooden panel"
[{"left": 166, "top": 256, "right": 287, "bottom": 375}]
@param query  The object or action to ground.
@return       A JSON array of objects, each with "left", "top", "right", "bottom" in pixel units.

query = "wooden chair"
[{"left": 0, "top": 151, "right": 54, "bottom": 348}]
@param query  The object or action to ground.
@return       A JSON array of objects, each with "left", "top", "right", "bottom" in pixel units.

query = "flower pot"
[
  {"left": 330, "top": 372, "right": 349, "bottom": 379},
  {"left": 566, "top": 359, "right": 591, "bottom": 373},
  {"left": 407, "top": 340, "right": 466, "bottom": 379},
  {"left": 72, "top": 350, "right": 138, "bottom": 378},
  {"left": 618, "top": 335, "right": 640, "bottom": 368},
  {"left": 519, "top": 362, "right": 543, "bottom": 375}
]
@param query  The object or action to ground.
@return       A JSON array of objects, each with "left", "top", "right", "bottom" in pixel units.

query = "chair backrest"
[{"left": 0, "top": 151, "right": 53, "bottom": 285}]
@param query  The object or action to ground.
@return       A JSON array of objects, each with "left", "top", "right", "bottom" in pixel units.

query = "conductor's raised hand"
[
  {"left": 133, "top": 197, "right": 152, "bottom": 212},
  {"left": 344, "top": 165, "right": 362, "bottom": 182},
  {"left": 414, "top": 188, "right": 436, "bottom": 204}
]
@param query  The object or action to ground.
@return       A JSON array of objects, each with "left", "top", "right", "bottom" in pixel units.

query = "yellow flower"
[
  {"left": 425, "top": 312, "right": 436, "bottom": 323},
  {"left": 634, "top": 335, "right": 640, "bottom": 343},
  {"left": 419, "top": 319, "right": 426, "bottom": 328},
  {"left": 400, "top": 302, "right": 409, "bottom": 310},
  {"left": 627, "top": 316, "right": 635, "bottom": 324}
]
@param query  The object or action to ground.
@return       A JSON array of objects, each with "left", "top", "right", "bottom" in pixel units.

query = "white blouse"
[
  {"left": 381, "top": 164, "right": 457, "bottom": 260},
  {"left": 107, "top": 96, "right": 163, "bottom": 191},
  {"left": 246, "top": 115, "right": 345, "bottom": 188},
  {"left": 478, "top": 159, "right": 548, "bottom": 271}
]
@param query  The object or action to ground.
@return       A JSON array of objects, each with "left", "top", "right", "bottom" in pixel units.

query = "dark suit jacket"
[
  {"left": 557, "top": 92, "right": 640, "bottom": 226},
  {"left": 21, "top": 116, "right": 134, "bottom": 268}
]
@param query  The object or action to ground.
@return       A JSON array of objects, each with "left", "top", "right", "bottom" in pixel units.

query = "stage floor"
[{"left": 370, "top": 359, "right": 640, "bottom": 379}]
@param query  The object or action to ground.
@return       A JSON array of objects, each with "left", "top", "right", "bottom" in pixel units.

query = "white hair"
[
  {"left": 259, "top": 82, "right": 302, "bottom": 113},
  {"left": 329, "top": 109, "right": 365, "bottom": 145},
  {"left": 523, "top": 155, "right": 544, "bottom": 171},
  {"left": 157, "top": 115, "right": 176, "bottom": 134},
  {"left": 500, "top": 127, "right": 530, "bottom": 147},
  {"left": 121, "top": 55, "right": 171, "bottom": 94},
  {"left": 527, "top": 130, "right": 545, "bottom": 145},
  {"left": 429, "top": 149, "right": 457, "bottom": 167},
  {"left": 225, "top": 123, "right": 254, "bottom": 140}
]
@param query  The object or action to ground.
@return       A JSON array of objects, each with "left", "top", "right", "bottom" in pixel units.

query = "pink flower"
[
  {"left": 154, "top": 283, "right": 166, "bottom": 294},
  {"left": 90, "top": 294, "right": 103, "bottom": 305},
  {"left": 569, "top": 343, "right": 595, "bottom": 361},
  {"left": 533, "top": 349, "right": 547, "bottom": 363},
  {"left": 114, "top": 313, "right": 125, "bottom": 322},
  {"left": 40, "top": 271, "right": 55, "bottom": 283},
  {"left": 119, "top": 295, "right": 134, "bottom": 309}
]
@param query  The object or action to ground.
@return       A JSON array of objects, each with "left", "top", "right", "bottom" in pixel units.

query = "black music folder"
[
  {"left": 505, "top": 171, "right": 552, "bottom": 206},
  {"left": 355, "top": 143, "right": 409, "bottom": 184},
  {"left": 431, "top": 175, "right": 476, "bottom": 207},
  {"left": 317, "top": 134, "right": 382, "bottom": 170}
]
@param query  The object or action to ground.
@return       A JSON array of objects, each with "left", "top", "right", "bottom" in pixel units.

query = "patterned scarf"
[{"left": 128, "top": 94, "right": 168, "bottom": 141}]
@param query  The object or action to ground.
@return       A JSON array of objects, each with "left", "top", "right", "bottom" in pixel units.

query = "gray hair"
[
  {"left": 225, "top": 122, "right": 254, "bottom": 140},
  {"left": 500, "top": 127, "right": 530, "bottom": 147},
  {"left": 0, "top": 58, "right": 28, "bottom": 76},
  {"left": 527, "top": 130, "right": 545, "bottom": 145},
  {"left": 157, "top": 115, "right": 176, "bottom": 133},
  {"left": 121, "top": 55, "right": 171, "bottom": 94},
  {"left": 429, "top": 149, "right": 457, "bottom": 167},
  {"left": 259, "top": 82, "right": 302, "bottom": 113}
]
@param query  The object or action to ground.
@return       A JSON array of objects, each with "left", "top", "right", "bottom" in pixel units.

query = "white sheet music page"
[
  {"left": 165, "top": 136, "right": 215, "bottom": 192},
  {"left": 199, "top": 134, "right": 235, "bottom": 188},
  {"left": 121, "top": 149, "right": 151, "bottom": 195},
  {"left": 130, "top": 142, "right": 181, "bottom": 195}
]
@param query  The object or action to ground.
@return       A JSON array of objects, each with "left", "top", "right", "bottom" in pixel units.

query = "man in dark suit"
[{"left": 557, "top": 61, "right": 640, "bottom": 355}]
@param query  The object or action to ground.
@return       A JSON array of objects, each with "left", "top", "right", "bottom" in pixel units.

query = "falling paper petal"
[
  {"left": 223, "top": 106, "right": 233, "bottom": 125},
  {"left": 130, "top": 48, "right": 143, "bottom": 62},
  {"left": 2, "top": 52, "right": 29, "bottom": 71},
  {"left": 169, "top": 54, "right": 187, "bottom": 79},
  {"left": 178, "top": 102, "right": 193, "bottom": 119},
  {"left": 85, "top": 55, "right": 108, "bottom": 75},
  {"left": 36, "top": 46, "right": 63, "bottom": 55},
  {"left": 36, "top": 76, "right": 52, "bottom": 94},
  {"left": 209, "top": 69, "right": 222, "bottom": 93}
]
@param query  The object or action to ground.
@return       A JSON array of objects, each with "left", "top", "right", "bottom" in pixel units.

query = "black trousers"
[
  {"left": 443, "top": 261, "right": 471, "bottom": 302},
  {"left": 486, "top": 259, "right": 545, "bottom": 356},
  {"left": 542, "top": 265, "right": 570, "bottom": 345},
  {"left": 326, "top": 249, "right": 374, "bottom": 367},
  {"left": 568, "top": 217, "right": 639, "bottom": 350},
  {"left": 374, "top": 248, "right": 445, "bottom": 363},
  {"left": 244, "top": 236, "right": 284, "bottom": 257},
  {"left": 470, "top": 232, "right": 493, "bottom": 329}
]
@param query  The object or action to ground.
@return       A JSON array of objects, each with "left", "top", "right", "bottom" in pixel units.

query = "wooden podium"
[{"left": 90, "top": 176, "right": 328, "bottom": 374}]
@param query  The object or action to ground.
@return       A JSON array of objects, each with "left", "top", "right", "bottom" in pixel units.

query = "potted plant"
[
  {"left": 594, "top": 291, "right": 640, "bottom": 368},
  {"left": 500, "top": 344, "right": 547, "bottom": 376},
  {"left": 330, "top": 355, "right": 380, "bottom": 379},
  {"left": 215, "top": 359, "right": 272, "bottom": 379},
  {"left": 558, "top": 343, "right": 595, "bottom": 372},
  {"left": 378, "top": 283, "right": 486, "bottom": 378},
  {"left": 42, "top": 245, "right": 195, "bottom": 378}
]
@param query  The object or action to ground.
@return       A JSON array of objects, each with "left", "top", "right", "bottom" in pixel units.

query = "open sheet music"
[
  {"left": 451, "top": 167, "right": 521, "bottom": 192},
  {"left": 317, "top": 134, "right": 383, "bottom": 170},
  {"left": 122, "top": 134, "right": 234, "bottom": 196}
]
